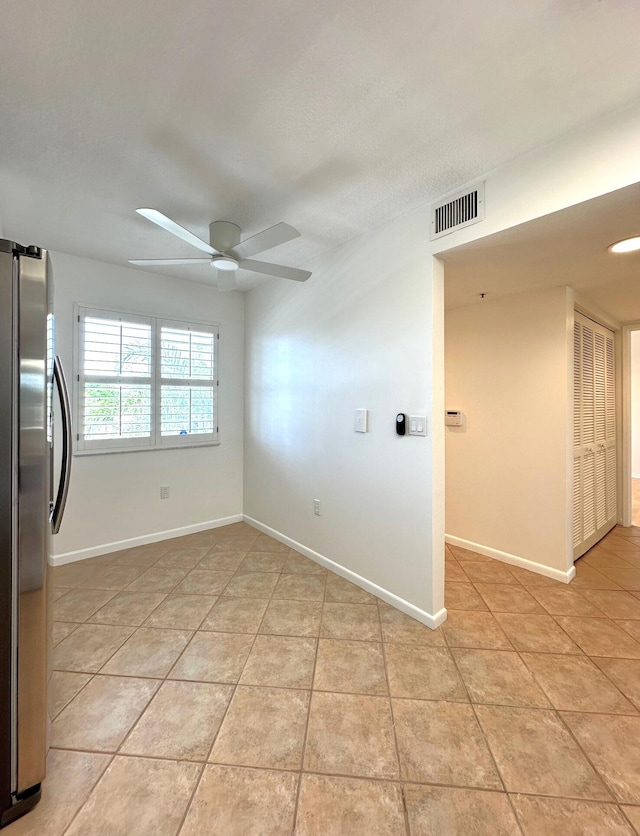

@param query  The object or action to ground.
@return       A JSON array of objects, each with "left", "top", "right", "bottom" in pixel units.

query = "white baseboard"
[
  {"left": 51, "top": 515, "right": 244, "bottom": 566},
  {"left": 445, "top": 534, "right": 576, "bottom": 584},
  {"left": 244, "top": 515, "right": 447, "bottom": 629}
]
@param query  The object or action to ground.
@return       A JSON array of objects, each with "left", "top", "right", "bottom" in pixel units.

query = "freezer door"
[{"left": 16, "top": 249, "right": 48, "bottom": 795}]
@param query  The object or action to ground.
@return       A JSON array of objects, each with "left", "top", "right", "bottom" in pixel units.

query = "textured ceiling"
[
  {"left": 1, "top": 0, "right": 640, "bottom": 291},
  {"left": 441, "top": 182, "right": 640, "bottom": 322}
]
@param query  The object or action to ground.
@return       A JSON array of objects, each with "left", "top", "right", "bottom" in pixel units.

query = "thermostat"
[{"left": 445, "top": 410, "right": 463, "bottom": 427}]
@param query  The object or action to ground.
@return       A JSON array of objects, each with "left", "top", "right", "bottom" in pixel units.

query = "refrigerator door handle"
[{"left": 51, "top": 355, "right": 72, "bottom": 534}]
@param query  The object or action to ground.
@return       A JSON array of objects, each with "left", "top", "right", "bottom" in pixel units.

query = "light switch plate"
[
  {"left": 354, "top": 408, "right": 368, "bottom": 433},
  {"left": 408, "top": 415, "right": 427, "bottom": 436}
]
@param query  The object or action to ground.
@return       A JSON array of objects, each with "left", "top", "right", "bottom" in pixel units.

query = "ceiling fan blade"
[
  {"left": 216, "top": 270, "right": 237, "bottom": 292},
  {"left": 232, "top": 222, "right": 300, "bottom": 260},
  {"left": 128, "top": 258, "right": 211, "bottom": 266},
  {"left": 240, "top": 258, "right": 311, "bottom": 283},
  {"left": 136, "top": 208, "right": 217, "bottom": 255}
]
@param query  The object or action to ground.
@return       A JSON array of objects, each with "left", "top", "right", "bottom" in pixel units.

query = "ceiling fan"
[{"left": 129, "top": 208, "right": 312, "bottom": 291}]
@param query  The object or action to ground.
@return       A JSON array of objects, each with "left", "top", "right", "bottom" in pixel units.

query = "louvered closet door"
[{"left": 573, "top": 312, "right": 617, "bottom": 559}]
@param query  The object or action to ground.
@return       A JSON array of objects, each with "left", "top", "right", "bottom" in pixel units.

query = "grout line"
[
  {"left": 60, "top": 753, "right": 115, "bottom": 836},
  {"left": 377, "top": 600, "right": 411, "bottom": 836},
  {"left": 290, "top": 566, "right": 327, "bottom": 835},
  {"left": 174, "top": 762, "right": 206, "bottom": 835}
]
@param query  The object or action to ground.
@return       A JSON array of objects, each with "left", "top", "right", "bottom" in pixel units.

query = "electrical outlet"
[
  {"left": 313, "top": 499, "right": 321, "bottom": 516},
  {"left": 160, "top": 485, "right": 170, "bottom": 500}
]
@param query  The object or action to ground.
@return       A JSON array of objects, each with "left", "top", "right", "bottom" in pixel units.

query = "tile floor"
[{"left": 7, "top": 522, "right": 640, "bottom": 834}]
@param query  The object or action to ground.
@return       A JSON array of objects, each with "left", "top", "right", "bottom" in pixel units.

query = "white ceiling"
[
  {"left": 440, "top": 182, "right": 640, "bottom": 322},
  {"left": 1, "top": 0, "right": 640, "bottom": 291}
]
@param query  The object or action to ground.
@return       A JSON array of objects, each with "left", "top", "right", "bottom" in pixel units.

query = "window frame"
[{"left": 73, "top": 304, "right": 220, "bottom": 455}]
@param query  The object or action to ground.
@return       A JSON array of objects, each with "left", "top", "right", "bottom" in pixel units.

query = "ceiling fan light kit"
[{"left": 129, "top": 209, "right": 312, "bottom": 291}]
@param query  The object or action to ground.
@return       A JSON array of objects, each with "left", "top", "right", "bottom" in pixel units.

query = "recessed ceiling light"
[{"left": 608, "top": 236, "right": 640, "bottom": 254}]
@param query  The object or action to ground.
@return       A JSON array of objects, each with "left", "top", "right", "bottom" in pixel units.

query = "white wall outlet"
[
  {"left": 160, "top": 485, "right": 170, "bottom": 500},
  {"left": 313, "top": 499, "right": 322, "bottom": 516},
  {"left": 408, "top": 415, "right": 427, "bottom": 436},
  {"left": 354, "top": 408, "right": 368, "bottom": 433}
]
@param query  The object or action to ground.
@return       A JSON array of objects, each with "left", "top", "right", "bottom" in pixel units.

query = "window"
[{"left": 75, "top": 305, "right": 218, "bottom": 453}]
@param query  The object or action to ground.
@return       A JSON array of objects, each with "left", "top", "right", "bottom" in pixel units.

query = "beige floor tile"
[
  {"left": 119, "top": 542, "right": 170, "bottom": 560},
  {"left": 154, "top": 547, "right": 209, "bottom": 569},
  {"left": 583, "top": 550, "right": 638, "bottom": 570},
  {"left": 52, "top": 621, "right": 80, "bottom": 646},
  {"left": 404, "top": 785, "right": 520, "bottom": 836},
  {"left": 52, "top": 562, "right": 96, "bottom": 588},
  {"left": 240, "top": 635, "right": 317, "bottom": 688},
  {"left": 120, "top": 680, "right": 232, "bottom": 760},
  {"left": 529, "top": 586, "right": 605, "bottom": 617},
  {"left": 74, "top": 564, "right": 146, "bottom": 590},
  {"left": 595, "top": 658, "right": 640, "bottom": 710},
  {"left": 554, "top": 616, "right": 640, "bottom": 658},
  {"left": 582, "top": 590, "right": 640, "bottom": 619},
  {"left": 180, "top": 764, "right": 298, "bottom": 836},
  {"left": 314, "top": 639, "right": 388, "bottom": 696},
  {"left": 143, "top": 594, "right": 217, "bottom": 629},
  {"left": 252, "top": 533, "right": 289, "bottom": 553},
  {"left": 597, "top": 569, "right": 640, "bottom": 590},
  {"left": 169, "top": 631, "right": 253, "bottom": 683},
  {"left": 53, "top": 589, "right": 117, "bottom": 622},
  {"left": 88, "top": 591, "right": 167, "bottom": 626},
  {"left": 445, "top": 557, "right": 469, "bottom": 583},
  {"left": 378, "top": 605, "right": 446, "bottom": 645},
  {"left": 475, "top": 583, "right": 543, "bottom": 614},
  {"left": 197, "top": 550, "right": 247, "bottom": 571},
  {"left": 320, "top": 603, "right": 380, "bottom": 640},
  {"left": 511, "top": 794, "right": 635, "bottom": 835},
  {"left": 385, "top": 644, "right": 467, "bottom": 701},
  {"left": 493, "top": 612, "right": 581, "bottom": 653},
  {"left": 282, "top": 552, "right": 326, "bottom": 575},
  {"left": 304, "top": 692, "right": 398, "bottom": 779},
  {"left": 445, "top": 582, "right": 488, "bottom": 611},
  {"left": 441, "top": 610, "right": 512, "bottom": 650},
  {"left": 393, "top": 698, "right": 500, "bottom": 788},
  {"left": 617, "top": 619, "right": 640, "bottom": 642},
  {"left": 101, "top": 627, "right": 192, "bottom": 678},
  {"left": 5, "top": 749, "right": 111, "bottom": 836},
  {"left": 272, "top": 573, "right": 326, "bottom": 601},
  {"left": 211, "top": 533, "right": 261, "bottom": 551},
  {"left": 260, "top": 599, "right": 323, "bottom": 636},
  {"left": 461, "top": 561, "right": 519, "bottom": 584},
  {"left": 64, "top": 755, "right": 201, "bottom": 836},
  {"left": 113, "top": 547, "right": 165, "bottom": 567},
  {"left": 51, "top": 675, "right": 159, "bottom": 751},
  {"left": 240, "top": 552, "right": 286, "bottom": 573},
  {"left": 52, "top": 587, "right": 71, "bottom": 602},
  {"left": 475, "top": 705, "right": 610, "bottom": 799},
  {"left": 507, "top": 566, "right": 565, "bottom": 587},
  {"left": 521, "top": 652, "right": 637, "bottom": 714},
  {"left": 126, "top": 566, "right": 189, "bottom": 593},
  {"left": 324, "top": 575, "right": 375, "bottom": 603},
  {"left": 201, "top": 596, "right": 269, "bottom": 633},
  {"left": 621, "top": 805, "right": 640, "bottom": 831},
  {"left": 174, "top": 569, "right": 234, "bottom": 596},
  {"left": 224, "top": 572, "right": 280, "bottom": 598},
  {"left": 571, "top": 564, "right": 623, "bottom": 590},
  {"left": 296, "top": 774, "right": 405, "bottom": 836},
  {"left": 53, "top": 624, "right": 135, "bottom": 673},
  {"left": 453, "top": 648, "right": 550, "bottom": 708},
  {"left": 449, "top": 546, "right": 492, "bottom": 562},
  {"left": 49, "top": 671, "right": 92, "bottom": 719},
  {"left": 561, "top": 712, "right": 640, "bottom": 803},
  {"left": 211, "top": 685, "right": 309, "bottom": 770}
]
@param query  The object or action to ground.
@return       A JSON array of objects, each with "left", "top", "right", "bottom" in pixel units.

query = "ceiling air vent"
[{"left": 430, "top": 182, "right": 484, "bottom": 240}]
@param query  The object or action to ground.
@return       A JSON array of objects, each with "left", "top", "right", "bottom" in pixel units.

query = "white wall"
[
  {"left": 51, "top": 251, "right": 244, "bottom": 560},
  {"left": 631, "top": 331, "right": 640, "bottom": 477},
  {"left": 244, "top": 210, "right": 444, "bottom": 622},
  {"left": 445, "top": 286, "right": 573, "bottom": 575}
]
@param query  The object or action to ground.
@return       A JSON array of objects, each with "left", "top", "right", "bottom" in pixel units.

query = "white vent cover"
[{"left": 430, "top": 182, "right": 484, "bottom": 240}]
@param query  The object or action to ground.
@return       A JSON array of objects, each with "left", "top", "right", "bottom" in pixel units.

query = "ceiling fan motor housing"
[{"left": 209, "top": 220, "right": 241, "bottom": 252}]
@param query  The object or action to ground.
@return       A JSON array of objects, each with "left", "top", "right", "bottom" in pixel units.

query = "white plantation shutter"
[
  {"left": 159, "top": 322, "right": 217, "bottom": 445},
  {"left": 75, "top": 306, "right": 219, "bottom": 453},
  {"left": 573, "top": 312, "right": 616, "bottom": 558}
]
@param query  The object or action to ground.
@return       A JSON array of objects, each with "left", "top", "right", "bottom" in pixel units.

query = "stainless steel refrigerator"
[{"left": 0, "top": 239, "right": 71, "bottom": 828}]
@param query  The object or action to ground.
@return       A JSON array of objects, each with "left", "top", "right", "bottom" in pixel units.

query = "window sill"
[{"left": 73, "top": 441, "right": 221, "bottom": 456}]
